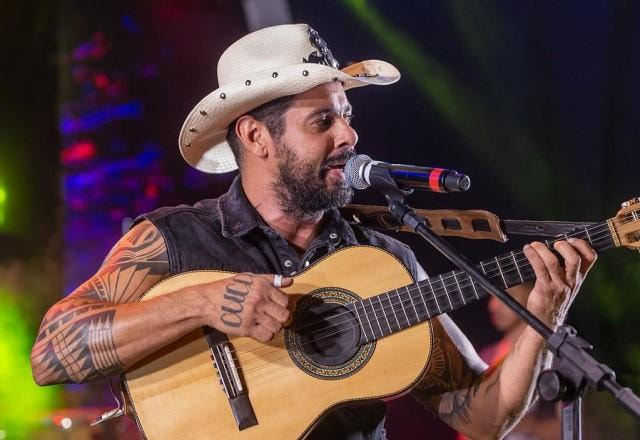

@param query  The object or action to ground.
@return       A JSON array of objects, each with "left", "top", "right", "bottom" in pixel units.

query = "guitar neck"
[{"left": 350, "top": 219, "right": 617, "bottom": 343}]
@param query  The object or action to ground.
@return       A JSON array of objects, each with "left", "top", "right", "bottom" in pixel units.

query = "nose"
[{"left": 333, "top": 116, "right": 358, "bottom": 151}]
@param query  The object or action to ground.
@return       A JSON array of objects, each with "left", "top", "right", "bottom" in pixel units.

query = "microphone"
[{"left": 344, "top": 154, "right": 471, "bottom": 193}]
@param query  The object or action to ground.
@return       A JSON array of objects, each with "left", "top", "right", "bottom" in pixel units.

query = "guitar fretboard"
[{"left": 348, "top": 220, "right": 616, "bottom": 344}]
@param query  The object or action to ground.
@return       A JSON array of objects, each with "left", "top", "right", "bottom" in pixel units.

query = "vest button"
[{"left": 283, "top": 259, "right": 293, "bottom": 268}]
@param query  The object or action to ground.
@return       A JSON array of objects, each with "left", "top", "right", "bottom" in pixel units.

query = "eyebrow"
[{"left": 306, "top": 104, "right": 353, "bottom": 121}]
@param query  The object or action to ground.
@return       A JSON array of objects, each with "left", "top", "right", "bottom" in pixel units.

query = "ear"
[{"left": 235, "top": 115, "right": 270, "bottom": 159}]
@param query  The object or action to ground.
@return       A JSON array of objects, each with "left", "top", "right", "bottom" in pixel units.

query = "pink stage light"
[{"left": 61, "top": 141, "right": 97, "bottom": 165}]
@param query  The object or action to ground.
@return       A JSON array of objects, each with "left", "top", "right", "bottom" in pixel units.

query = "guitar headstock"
[{"left": 611, "top": 198, "right": 640, "bottom": 251}]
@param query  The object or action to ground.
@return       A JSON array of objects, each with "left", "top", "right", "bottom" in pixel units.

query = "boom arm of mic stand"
[{"left": 382, "top": 188, "right": 640, "bottom": 423}]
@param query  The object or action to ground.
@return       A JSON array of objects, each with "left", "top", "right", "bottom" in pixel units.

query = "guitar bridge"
[{"left": 203, "top": 327, "right": 258, "bottom": 431}]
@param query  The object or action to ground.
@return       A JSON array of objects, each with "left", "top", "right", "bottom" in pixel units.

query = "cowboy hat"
[{"left": 179, "top": 23, "right": 400, "bottom": 173}]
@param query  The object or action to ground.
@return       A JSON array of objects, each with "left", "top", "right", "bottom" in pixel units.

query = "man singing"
[{"left": 31, "top": 24, "right": 596, "bottom": 439}]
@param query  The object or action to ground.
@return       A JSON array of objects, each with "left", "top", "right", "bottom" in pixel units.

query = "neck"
[{"left": 241, "top": 176, "right": 324, "bottom": 251}]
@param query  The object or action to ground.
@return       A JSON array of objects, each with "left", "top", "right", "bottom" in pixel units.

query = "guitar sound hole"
[{"left": 294, "top": 301, "right": 361, "bottom": 367}]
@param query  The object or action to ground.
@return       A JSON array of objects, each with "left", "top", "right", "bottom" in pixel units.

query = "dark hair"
[{"left": 226, "top": 95, "right": 294, "bottom": 169}]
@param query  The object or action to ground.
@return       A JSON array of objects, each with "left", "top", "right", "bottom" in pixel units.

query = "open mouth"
[{"left": 322, "top": 162, "right": 346, "bottom": 177}]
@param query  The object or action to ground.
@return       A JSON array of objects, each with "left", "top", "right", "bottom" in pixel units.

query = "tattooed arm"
[
  {"left": 411, "top": 239, "right": 597, "bottom": 438},
  {"left": 31, "top": 220, "right": 291, "bottom": 385},
  {"left": 31, "top": 220, "right": 173, "bottom": 384},
  {"left": 411, "top": 315, "right": 549, "bottom": 439}
]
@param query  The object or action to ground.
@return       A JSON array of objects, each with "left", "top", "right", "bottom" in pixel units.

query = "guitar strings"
[
  {"left": 239, "top": 251, "right": 613, "bottom": 381},
  {"left": 264, "top": 217, "right": 624, "bottom": 341},
  {"left": 239, "top": 219, "right": 616, "bottom": 351},
  {"left": 251, "top": 219, "right": 615, "bottom": 345},
  {"left": 231, "top": 227, "right": 620, "bottom": 377},
  {"left": 228, "top": 220, "right": 619, "bottom": 366},
  {"left": 228, "top": 223, "right": 623, "bottom": 378},
  {"left": 238, "top": 214, "right": 634, "bottom": 359}
]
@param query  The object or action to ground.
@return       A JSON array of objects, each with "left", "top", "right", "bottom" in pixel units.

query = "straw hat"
[{"left": 179, "top": 23, "right": 400, "bottom": 173}]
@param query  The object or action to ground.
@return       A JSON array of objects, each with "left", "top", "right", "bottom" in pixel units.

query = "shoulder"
[
  {"left": 352, "top": 224, "right": 412, "bottom": 251},
  {"left": 103, "top": 219, "right": 169, "bottom": 268},
  {"left": 348, "top": 222, "right": 419, "bottom": 279},
  {"left": 136, "top": 198, "right": 221, "bottom": 224}
]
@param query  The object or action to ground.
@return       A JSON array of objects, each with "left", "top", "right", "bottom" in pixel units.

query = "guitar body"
[{"left": 124, "top": 246, "right": 433, "bottom": 439}]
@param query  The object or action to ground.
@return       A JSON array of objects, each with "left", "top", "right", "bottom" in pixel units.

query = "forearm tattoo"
[
  {"left": 411, "top": 321, "right": 499, "bottom": 429},
  {"left": 220, "top": 274, "right": 253, "bottom": 328},
  {"left": 31, "top": 223, "right": 169, "bottom": 384}
]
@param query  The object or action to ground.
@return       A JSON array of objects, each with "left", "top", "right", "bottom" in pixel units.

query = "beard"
[{"left": 271, "top": 143, "right": 355, "bottom": 222}]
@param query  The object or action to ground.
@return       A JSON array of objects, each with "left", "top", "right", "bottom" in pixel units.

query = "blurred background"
[{"left": 1, "top": 0, "right": 639, "bottom": 438}]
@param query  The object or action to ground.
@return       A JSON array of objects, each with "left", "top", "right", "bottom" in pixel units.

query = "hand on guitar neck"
[{"left": 522, "top": 238, "right": 597, "bottom": 330}]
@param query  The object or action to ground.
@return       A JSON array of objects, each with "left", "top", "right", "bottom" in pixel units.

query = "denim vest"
[{"left": 137, "top": 177, "right": 420, "bottom": 439}]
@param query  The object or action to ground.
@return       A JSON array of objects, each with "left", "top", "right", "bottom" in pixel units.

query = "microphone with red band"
[{"left": 344, "top": 154, "right": 471, "bottom": 193}]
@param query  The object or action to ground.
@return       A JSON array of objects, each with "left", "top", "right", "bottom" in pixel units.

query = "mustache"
[{"left": 323, "top": 149, "right": 356, "bottom": 168}]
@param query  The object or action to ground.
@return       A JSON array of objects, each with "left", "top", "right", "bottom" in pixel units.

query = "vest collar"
[{"left": 218, "top": 176, "right": 261, "bottom": 237}]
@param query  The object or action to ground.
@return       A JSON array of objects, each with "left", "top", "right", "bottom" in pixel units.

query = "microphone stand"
[{"left": 366, "top": 167, "right": 640, "bottom": 439}]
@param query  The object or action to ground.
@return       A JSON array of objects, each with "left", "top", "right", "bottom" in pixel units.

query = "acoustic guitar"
[{"left": 123, "top": 199, "right": 640, "bottom": 439}]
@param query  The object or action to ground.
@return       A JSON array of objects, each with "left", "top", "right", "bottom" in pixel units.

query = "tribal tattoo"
[
  {"left": 410, "top": 316, "right": 499, "bottom": 429},
  {"left": 31, "top": 221, "right": 169, "bottom": 384}
]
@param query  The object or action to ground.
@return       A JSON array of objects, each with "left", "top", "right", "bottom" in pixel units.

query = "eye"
[
  {"left": 344, "top": 113, "right": 355, "bottom": 125},
  {"left": 315, "top": 114, "right": 334, "bottom": 129}
]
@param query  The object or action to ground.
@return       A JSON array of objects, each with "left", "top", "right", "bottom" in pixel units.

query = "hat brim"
[{"left": 179, "top": 60, "right": 400, "bottom": 174}]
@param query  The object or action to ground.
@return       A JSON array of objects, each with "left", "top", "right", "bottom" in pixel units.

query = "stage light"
[
  {"left": 0, "top": 290, "right": 61, "bottom": 438},
  {"left": 0, "top": 184, "right": 6, "bottom": 226}
]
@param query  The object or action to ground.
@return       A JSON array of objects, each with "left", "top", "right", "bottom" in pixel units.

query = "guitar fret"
[
  {"left": 426, "top": 277, "right": 441, "bottom": 314},
  {"left": 439, "top": 274, "right": 453, "bottom": 310},
  {"left": 406, "top": 286, "right": 421, "bottom": 322},
  {"left": 584, "top": 226, "right": 593, "bottom": 245},
  {"left": 416, "top": 283, "right": 431, "bottom": 319},
  {"left": 385, "top": 292, "right": 401, "bottom": 332},
  {"left": 495, "top": 256, "right": 507, "bottom": 287},
  {"left": 368, "top": 298, "right": 384, "bottom": 337},
  {"left": 363, "top": 301, "right": 376, "bottom": 339},
  {"left": 453, "top": 271, "right": 465, "bottom": 305},
  {"left": 377, "top": 296, "right": 392, "bottom": 334},
  {"left": 512, "top": 251, "right": 524, "bottom": 284},
  {"left": 353, "top": 302, "right": 369, "bottom": 343},
  {"left": 396, "top": 288, "right": 411, "bottom": 326},
  {"left": 479, "top": 261, "right": 487, "bottom": 275},
  {"left": 470, "top": 275, "right": 480, "bottom": 299}
]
